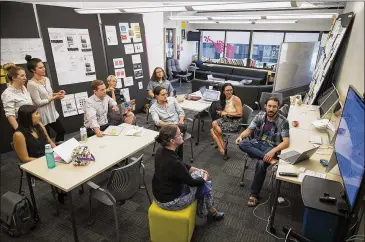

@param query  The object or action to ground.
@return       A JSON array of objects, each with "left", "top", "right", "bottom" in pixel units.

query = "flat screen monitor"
[
  {"left": 187, "top": 31, "right": 201, "bottom": 41},
  {"left": 334, "top": 86, "right": 365, "bottom": 210},
  {"left": 319, "top": 85, "right": 339, "bottom": 118}
]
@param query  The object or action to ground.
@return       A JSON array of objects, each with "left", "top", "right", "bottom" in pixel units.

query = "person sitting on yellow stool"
[{"left": 152, "top": 125, "right": 224, "bottom": 219}]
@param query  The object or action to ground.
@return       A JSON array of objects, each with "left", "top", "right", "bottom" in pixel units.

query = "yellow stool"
[{"left": 148, "top": 200, "right": 197, "bottom": 242}]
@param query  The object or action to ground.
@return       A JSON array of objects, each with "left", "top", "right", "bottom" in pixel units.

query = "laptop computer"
[
  {"left": 199, "top": 86, "right": 220, "bottom": 102},
  {"left": 278, "top": 147, "right": 319, "bottom": 165}
]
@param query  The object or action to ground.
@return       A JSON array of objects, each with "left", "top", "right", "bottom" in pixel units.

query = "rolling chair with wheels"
[{"left": 87, "top": 155, "right": 151, "bottom": 242}]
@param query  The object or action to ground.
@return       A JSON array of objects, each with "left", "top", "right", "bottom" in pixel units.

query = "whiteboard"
[
  {"left": 0, "top": 38, "right": 46, "bottom": 65},
  {"left": 274, "top": 42, "right": 320, "bottom": 92}
]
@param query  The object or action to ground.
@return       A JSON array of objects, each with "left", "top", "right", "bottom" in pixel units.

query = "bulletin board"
[
  {"left": 304, "top": 12, "right": 354, "bottom": 105},
  {"left": 100, "top": 13, "right": 151, "bottom": 113},
  {"left": 36, "top": 4, "right": 108, "bottom": 134}
]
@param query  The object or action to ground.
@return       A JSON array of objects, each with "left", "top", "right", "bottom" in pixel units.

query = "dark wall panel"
[
  {"left": 0, "top": 1, "right": 39, "bottom": 38},
  {"left": 0, "top": 1, "right": 40, "bottom": 154},
  {"left": 100, "top": 13, "right": 150, "bottom": 112},
  {"left": 36, "top": 4, "right": 108, "bottom": 134}
]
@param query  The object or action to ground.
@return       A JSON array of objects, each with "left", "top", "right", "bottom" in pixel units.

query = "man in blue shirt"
[{"left": 235, "top": 97, "right": 290, "bottom": 207}]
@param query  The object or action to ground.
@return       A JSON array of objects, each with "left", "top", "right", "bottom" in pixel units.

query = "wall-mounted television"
[{"left": 187, "top": 31, "right": 201, "bottom": 41}]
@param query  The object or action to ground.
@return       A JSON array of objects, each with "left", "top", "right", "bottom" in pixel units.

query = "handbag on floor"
[{"left": 0, "top": 191, "right": 36, "bottom": 237}]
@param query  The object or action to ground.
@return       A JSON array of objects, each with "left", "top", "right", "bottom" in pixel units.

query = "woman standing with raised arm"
[
  {"left": 1, "top": 63, "right": 33, "bottom": 130},
  {"left": 25, "top": 55, "right": 66, "bottom": 142}
]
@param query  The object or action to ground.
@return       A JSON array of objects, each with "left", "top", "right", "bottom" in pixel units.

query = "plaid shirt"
[{"left": 248, "top": 111, "right": 289, "bottom": 147}]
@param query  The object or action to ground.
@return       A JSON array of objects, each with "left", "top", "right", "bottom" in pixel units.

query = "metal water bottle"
[{"left": 80, "top": 126, "right": 87, "bottom": 143}]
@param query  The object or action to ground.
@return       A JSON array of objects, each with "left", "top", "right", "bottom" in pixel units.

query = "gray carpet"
[{"left": 0, "top": 82, "right": 304, "bottom": 242}]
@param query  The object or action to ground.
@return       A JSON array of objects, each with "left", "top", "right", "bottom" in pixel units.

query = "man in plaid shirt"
[{"left": 235, "top": 97, "right": 290, "bottom": 207}]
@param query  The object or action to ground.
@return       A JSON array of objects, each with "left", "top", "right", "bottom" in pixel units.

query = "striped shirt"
[
  {"left": 27, "top": 77, "right": 59, "bottom": 125},
  {"left": 1, "top": 85, "right": 33, "bottom": 118},
  {"left": 150, "top": 97, "right": 185, "bottom": 126},
  {"left": 83, "top": 94, "right": 117, "bottom": 129},
  {"left": 248, "top": 111, "right": 289, "bottom": 147}
]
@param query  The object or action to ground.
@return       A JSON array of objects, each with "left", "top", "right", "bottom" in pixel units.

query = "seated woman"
[
  {"left": 106, "top": 75, "right": 136, "bottom": 125},
  {"left": 152, "top": 125, "right": 224, "bottom": 220},
  {"left": 211, "top": 83, "right": 243, "bottom": 158},
  {"left": 146, "top": 67, "right": 174, "bottom": 104},
  {"left": 13, "top": 105, "right": 66, "bottom": 203}
]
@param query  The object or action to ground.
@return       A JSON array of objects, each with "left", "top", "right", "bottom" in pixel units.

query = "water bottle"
[
  {"left": 80, "top": 126, "right": 87, "bottom": 143},
  {"left": 45, "top": 144, "right": 56, "bottom": 169}
]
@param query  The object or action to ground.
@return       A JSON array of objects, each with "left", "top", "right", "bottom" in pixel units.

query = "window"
[
  {"left": 201, "top": 31, "right": 225, "bottom": 62},
  {"left": 250, "top": 32, "right": 284, "bottom": 68},
  {"left": 224, "top": 31, "right": 250, "bottom": 66},
  {"left": 284, "top": 32, "right": 319, "bottom": 42}
]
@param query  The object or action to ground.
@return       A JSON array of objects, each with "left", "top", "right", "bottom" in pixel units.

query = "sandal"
[
  {"left": 208, "top": 208, "right": 225, "bottom": 221},
  {"left": 247, "top": 196, "right": 259, "bottom": 207}
]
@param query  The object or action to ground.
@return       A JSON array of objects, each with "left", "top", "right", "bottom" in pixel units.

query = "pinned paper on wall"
[
  {"left": 116, "top": 78, "right": 123, "bottom": 88},
  {"left": 124, "top": 44, "right": 135, "bottom": 54},
  {"left": 134, "top": 70, "right": 143, "bottom": 79},
  {"left": 131, "top": 54, "right": 141, "bottom": 64},
  {"left": 123, "top": 76, "right": 134, "bottom": 87},
  {"left": 105, "top": 25, "right": 118, "bottom": 46},
  {"left": 61, "top": 94, "right": 78, "bottom": 117},
  {"left": 130, "top": 23, "right": 142, "bottom": 42},
  {"left": 75, "top": 92, "right": 88, "bottom": 114},
  {"left": 120, "top": 88, "right": 130, "bottom": 102},
  {"left": 113, "top": 58, "right": 124, "bottom": 68},
  {"left": 138, "top": 81, "right": 143, "bottom": 89},
  {"left": 115, "top": 68, "right": 126, "bottom": 79},
  {"left": 133, "top": 63, "right": 142, "bottom": 70},
  {"left": 118, "top": 23, "right": 131, "bottom": 43},
  {"left": 134, "top": 43, "right": 143, "bottom": 53}
]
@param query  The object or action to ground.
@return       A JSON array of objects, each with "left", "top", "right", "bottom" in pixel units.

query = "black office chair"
[
  {"left": 211, "top": 104, "right": 253, "bottom": 160},
  {"left": 255, "top": 92, "right": 289, "bottom": 118}
]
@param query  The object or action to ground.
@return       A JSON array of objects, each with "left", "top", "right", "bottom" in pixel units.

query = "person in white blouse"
[
  {"left": 25, "top": 55, "right": 66, "bottom": 142},
  {"left": 1, "top": 63, "right": 33, "bottom": 130}
]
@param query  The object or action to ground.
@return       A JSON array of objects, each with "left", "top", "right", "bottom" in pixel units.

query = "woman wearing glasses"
[
  {"left": 211, "top": 83, "right": 243, "bottom": 159},
  {"left": 153, "top": 125, "right": 224, "bottom": 220}
]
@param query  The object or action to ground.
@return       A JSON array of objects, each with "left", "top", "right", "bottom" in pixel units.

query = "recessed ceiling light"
[
  {"left": 218, "top": 21, "right": 252, "bottom": 24},
  {"left": 75, "top": 9, "right": 121, "bottom": 14},
  {"left": 187, "top": 21, "right": 217, "bottom": 24},
  {"left": 254, "top": 20, "right": 298, "bottom": 24},
  {"left": 123, "top": 6, "right": 187, "bottom": 13},
  {"left": 192, "top": 2, "right": 292, "bottom": 11},
  {"left": 211, "top": 16, "right": 261, "bottom": 20},
  {"left": 267, "top": 13, "right": 337, "bottom": 19},
  {"left": 168, "top": 16, "right": 208, "bottom": 20}
]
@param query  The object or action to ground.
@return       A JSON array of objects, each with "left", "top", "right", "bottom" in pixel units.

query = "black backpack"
[{"left": 0, "top": 191, "right": 36, "bottom": 237}]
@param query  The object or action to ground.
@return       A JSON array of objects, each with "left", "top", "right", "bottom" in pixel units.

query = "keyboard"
[{"left": 310, "top": 135, "right": 322, "bottom": 144}]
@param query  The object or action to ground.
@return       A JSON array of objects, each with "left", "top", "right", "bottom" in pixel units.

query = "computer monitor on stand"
[
  {"left": 319, "top": 84, "right": 340, "bottom": 119},
  {"left": 334, "top": 85, "right": 365, "bottom": 238}
]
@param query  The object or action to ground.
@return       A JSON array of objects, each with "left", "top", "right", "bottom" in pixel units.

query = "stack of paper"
[{"left": 125, "top": 126, "right": 145, "bottom": 136}]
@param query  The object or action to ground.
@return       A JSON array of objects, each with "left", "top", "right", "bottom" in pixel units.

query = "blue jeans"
[{"left": 239, "top": 140, "right": 276, "bottom": 196}]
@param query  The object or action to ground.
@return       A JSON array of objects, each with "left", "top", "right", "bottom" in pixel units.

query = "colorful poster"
[
  {"left": 130, "top": 23, "right": 142, "bottom": 42},
  {"left": 113, "top": 58, "right": 124, "bottom": 69},
  {"left": 118, "top": 23, "right": 131, "bottom": 43},
  {"left": 115, "top": 68, "right": 126, "bottom": 79},
  {"left": 105, "top": 25, "right": 118, "bottom": 46}
]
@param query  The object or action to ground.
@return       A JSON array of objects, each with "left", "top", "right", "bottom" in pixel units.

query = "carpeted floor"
[{"left": 0, "top": 81, "right": 304, "bottom": 242}]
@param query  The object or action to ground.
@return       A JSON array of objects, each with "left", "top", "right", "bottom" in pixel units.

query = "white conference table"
[
  {"left": 21, "top": 124, "right": 159, "bottom": 242},
  {"left": 178, "top": 91, "right": 213, "bottom": 145},
  {"left": 267, "top": 105, "right": 342, "bottom": 233}
]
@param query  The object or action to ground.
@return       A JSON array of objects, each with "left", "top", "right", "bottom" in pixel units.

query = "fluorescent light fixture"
[
  {"left": 211, "top": 16, "right": 261, "bottom": 20},
  {"left": 168, "top": 16, "right": 208, "bottom": 20},
  {"left": 123, "top": 6, "right": 187, "bottom": 13},
  {"left": 254, "top": 20, "right": 298, "bottom": 24},
  {"left": 192, "top": 2, "right": 292, "bottom": 11},
  {"left": 187, "top": 21, "right": 217, "bottom": 24},
  {"left": 218, "top": 21, "right": 252, "bottom": 24},
  {"left": 75, "top": 9, "right": 121, "bottom": 14},
  {"left": 267, "top": 13, "right": 337, "bottom": 19}
]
